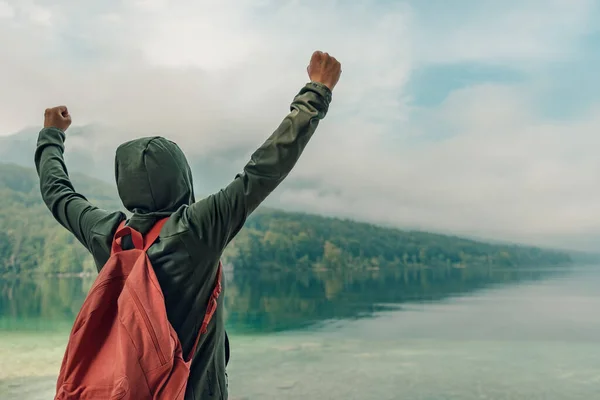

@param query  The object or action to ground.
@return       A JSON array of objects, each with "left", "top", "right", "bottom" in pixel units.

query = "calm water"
[{"left": 0, "top": 265, "right": 599, "bottom": 399}]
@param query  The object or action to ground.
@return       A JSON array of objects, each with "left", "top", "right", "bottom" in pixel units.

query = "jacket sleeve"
[
  {"left": 186, "top": 82, "right": 332, "bottom": 254},
  {"left": 34, "top": 127, "right": 113, "bottom": 251}
]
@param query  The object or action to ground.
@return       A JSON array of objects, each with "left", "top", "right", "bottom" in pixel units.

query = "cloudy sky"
[{"left": 1, "top": 0, "right": 600, "bottom": 250}]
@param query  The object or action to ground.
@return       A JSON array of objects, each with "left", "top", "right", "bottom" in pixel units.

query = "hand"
[
  {"left": 44, "top": 106, "right": 72, "bottom": 132},
  {"left": 307, "top": 51, "right": 342, "bottom": 91}
]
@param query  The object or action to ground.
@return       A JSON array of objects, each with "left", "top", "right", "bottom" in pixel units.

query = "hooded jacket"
[{"left": 34, "top": 82, "right": 332, "bottom": 399}]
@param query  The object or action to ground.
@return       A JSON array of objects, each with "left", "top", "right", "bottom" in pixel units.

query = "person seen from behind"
[{"left": 35, "top": 51, "right": 342, "bottom": 399}]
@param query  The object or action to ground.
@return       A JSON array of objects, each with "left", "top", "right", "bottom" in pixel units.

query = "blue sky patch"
[{"left": 405, "top": 63, "right": 525, "bottom": 108}]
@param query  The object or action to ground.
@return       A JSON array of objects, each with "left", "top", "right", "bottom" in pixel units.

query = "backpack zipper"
[{"left": 127, "top": 285, "right": 167, "bottom": 365}]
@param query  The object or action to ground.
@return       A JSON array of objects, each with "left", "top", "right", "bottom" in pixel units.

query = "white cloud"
[
  {"left": 0, "top": 0, "right": 599, "bottom": 250},
  {"left": 0, "top": 1, "right": 14, "bottom": 19},
  {"left": 25, "top": 3, "right": 52, "bottom": 26},
  {"left": 410, "top": 0, "right": 598, "bottom": 66},
  {"left": 276, "top": 84, "right": 600, "bottom": 249}
]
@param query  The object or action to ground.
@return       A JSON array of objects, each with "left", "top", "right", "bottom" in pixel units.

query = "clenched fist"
[
  {"left": 44, "top": 106, "right": 72, "bottom": 132},
  {"left": 307, "top": 51, "right": 341, "bottom": 91}
]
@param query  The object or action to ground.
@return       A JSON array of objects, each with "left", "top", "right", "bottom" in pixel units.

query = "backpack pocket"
[
  {"left": 118, "top": 283, "right": 169, "bottom": 371},
  {"left": 57, "top": 377, "right": 129, "bottom": 400}
]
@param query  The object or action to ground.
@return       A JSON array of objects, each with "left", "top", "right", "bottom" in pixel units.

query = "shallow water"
[{"left": 1, "top": 265, "right": 599, "bottom": 399}]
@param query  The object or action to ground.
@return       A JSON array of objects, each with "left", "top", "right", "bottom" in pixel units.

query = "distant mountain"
[
  {"left": 0, "top": 125, "right": 118, "bottom": 183},
  {"left": 4, "top": 126, "right": 599, "bottom": 255},
  {"left": 0, "top": 126, "right": 245, "bottom": 194},
  {"left": 0, "top": 162, "right": 572, "bottom": 275}
]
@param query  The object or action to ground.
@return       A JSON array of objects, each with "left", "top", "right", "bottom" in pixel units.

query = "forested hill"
[
  {"left": 0, "top": 163, "right": 121, "bottom": 274},
  {"left": 226, "top": 210, "right": 572, "bottom": 269},
  {"left": 0, "top": 162, "right": 571, "bottom": 275}
]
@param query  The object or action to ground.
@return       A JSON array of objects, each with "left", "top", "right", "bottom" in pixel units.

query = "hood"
[{"left": 115, "top": 136, "right": 195, "bottom": 230}]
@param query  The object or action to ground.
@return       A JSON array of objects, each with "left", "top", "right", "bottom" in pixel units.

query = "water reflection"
[
  {"left": 225, "top": 265, "right": 567, "bottom": 332},
  {"left": 0, "top": 265, "right": 566, "bottom": 333}
]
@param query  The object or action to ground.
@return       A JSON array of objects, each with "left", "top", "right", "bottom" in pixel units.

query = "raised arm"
[
  {"left": 34, "top": 106, "right": 114, "bottom": 251},
  {"left": 186, "top": 51, "right": 342, "bottom": 254}
]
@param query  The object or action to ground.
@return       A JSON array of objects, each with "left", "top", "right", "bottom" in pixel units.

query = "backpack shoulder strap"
[
  {"left": 143, "top": 218, "right": 169, "bottom": 251},
  {"left": 111, "top": 220, "right": 142, "bottom": 255},
  {"left": 186, "top": 261, "right": 223, "bottom": 362},
  {"left": 111, "top": 218, "right": 168, "bottom": 255}
]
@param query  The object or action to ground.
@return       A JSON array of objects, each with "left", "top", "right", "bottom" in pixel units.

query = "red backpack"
[{"left": 55, "top": 218, "right": 222, "bottom": 400}]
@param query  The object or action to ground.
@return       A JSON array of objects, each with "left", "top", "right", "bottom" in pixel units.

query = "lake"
[{"left": 1, "top": 264, "right": 599, "bottom": 399}]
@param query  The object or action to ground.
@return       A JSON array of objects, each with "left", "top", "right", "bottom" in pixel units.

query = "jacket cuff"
[
  {"left": 304, "top": 82, "right": 333, "bottom": 105},
  {"left": 37, "top": 127, "right": 66, "bottom": 152}
]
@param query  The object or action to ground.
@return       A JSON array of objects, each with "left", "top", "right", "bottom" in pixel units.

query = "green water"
[{"left": 1, "top": 265, "right": 599, "bottom": 399}]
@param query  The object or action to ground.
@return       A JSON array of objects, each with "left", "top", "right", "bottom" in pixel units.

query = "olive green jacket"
[{"left": 34, "top": 82, "right": 332, "bottom": 399}]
